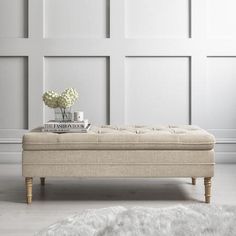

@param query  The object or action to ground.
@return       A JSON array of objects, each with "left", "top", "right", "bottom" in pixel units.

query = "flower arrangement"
[{"left": 43, "top": 88, "right": 78, "bottom": 121}]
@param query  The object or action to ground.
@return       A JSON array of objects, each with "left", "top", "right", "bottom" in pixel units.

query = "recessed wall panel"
[
  {"left": 44, "top": 57, "right": 109, "bottom": 124},
  {"left": 45, "top": 0, "right": 109, "bottom": 38},
  {"left": 125, "top": 0, "right": 189, "bottom": 38},
  {"left": 0, "top": 57, "right": 28, "bottom": 129},
  {"left": 207, "top": 0, "right": 236, "bottom": 38},
  {"left": 0, "top": 0, "right": 28, "bottom": 38},
  {"left": 206, "top": 57, "right": 236, "bottom": 129},
  {"left": 125, "top": 57, "right": 189, "bottom": 125}
]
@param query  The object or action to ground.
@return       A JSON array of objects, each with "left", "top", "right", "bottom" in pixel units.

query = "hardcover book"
[
  {"left": 43, "top": 119, "right": 90, "bottom": 133},
  {"left": 43, "top": 124, "right": 91, "bottom": 133},
  {"left": 44, "top": 119, "right": 88, "bottom": 129}
]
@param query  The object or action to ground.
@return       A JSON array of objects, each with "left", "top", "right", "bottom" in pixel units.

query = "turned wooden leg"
[
  {"left": 25, "top": 177, "right": 33, "bottom": 204},
  {"left": 192, "top": 177, "right": 196, "bottom": 185},
  {"left": 204, "top": 177, "right": 211, "bottom": 203},
  {"left": 40, "top": 177, "right": 45, "bottom": 186}
]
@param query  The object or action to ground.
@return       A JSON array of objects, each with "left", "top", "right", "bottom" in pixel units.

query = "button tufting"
[
  {"left": 24, "top": 124, "right": 215, "bottom": 151},
  {"left": 88, "top": 125, "right": 208, "bottom": 136}
]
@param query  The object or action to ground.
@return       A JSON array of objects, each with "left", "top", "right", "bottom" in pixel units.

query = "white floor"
[{"left": 0, "top": 164, "right": 236, "bottom": 236}]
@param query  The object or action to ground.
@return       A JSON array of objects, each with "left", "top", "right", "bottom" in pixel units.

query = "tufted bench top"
[{"left": 23, "top": 125, "right": 215, "bottom": 151}]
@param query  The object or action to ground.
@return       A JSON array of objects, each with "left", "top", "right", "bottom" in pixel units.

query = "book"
[
  {"left": 43, "top": 124, "right": 91, "bottom": 133},
  {"left": 44, "top": 119, "right": 89, "bottom": 129}
]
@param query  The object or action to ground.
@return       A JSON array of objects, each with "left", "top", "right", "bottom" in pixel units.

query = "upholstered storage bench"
[{"left": 22, "top": 125, "right": 215, "bottom": 204}]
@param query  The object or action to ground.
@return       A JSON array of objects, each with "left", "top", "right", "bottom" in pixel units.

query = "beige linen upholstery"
[
  {"left": 22, "top": 125, "right": 215, "bottom": 203},
  {"left": 23, "top": 125, "right": 215, "bottom": 151},
  {"left": 23, "top": 150, "right": 214, "bottom": 177}
]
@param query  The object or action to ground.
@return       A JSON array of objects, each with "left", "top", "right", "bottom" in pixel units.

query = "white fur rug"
[{"left": 35, "top": 204, "right": 236, "bottom": 236}]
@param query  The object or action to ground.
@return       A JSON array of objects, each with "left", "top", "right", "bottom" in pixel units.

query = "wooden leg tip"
[
  {"left": 205, "top": 197, "right": 210, "bottom": 204},
  {"left": 192, "top": 178, "right": 196, "bottom": 185},
  {"left": 27, "top": 197, "right": 32, "bottom": 204},
  {"left": 40, "top": 177, "right": 45, "bottom": 186}
]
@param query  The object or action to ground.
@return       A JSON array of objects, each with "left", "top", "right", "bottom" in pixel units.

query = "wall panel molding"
[
  {"left": 44, "top": 56, "right": 110, "bottom": 125},
  {"left": 0, "top": 0, "right": 28, "bottom": 38},
  {"left": 0, "top": 57, "right": 28, "bottom": 136},
  {"left": 125, "top": 0, "right": 190, "bottom": 38},
  {"left": 204, "top": 57, "right": 236, "bottom": 140},
  {"left": 44, "top": 0, "right": 109, "bottom": 38},
  {"left": 125, "top": 56, "right": 190, "bottom": 125}
]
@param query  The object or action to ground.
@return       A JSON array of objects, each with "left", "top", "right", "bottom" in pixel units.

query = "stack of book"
[{"left": 43, "top": 119, "right": 90, "bottom": 133}]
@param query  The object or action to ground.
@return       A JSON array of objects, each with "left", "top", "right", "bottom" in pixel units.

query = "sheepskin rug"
[{"left": 35, "top": 204, "right": 236, "bottom": 236}]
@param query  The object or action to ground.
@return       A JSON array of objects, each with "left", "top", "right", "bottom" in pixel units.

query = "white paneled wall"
[
  {"left": 44, "top": 57, "right": 109, "bottom": 124},
  {"left": 125, "top": 0, "right": 190, "bottom": 38},
  {"left": 0, "top": 57, "right": 28, "bottom": 129},
  {"left": 0, "top": 0, "right": 28, "bottom": 38},
  {"left": 45, "top": 0, "right": 109, "bottom": 38},
  {"left": 206, "top": 57, "right": 236, "bottom": 130},
  {"left": 207, "top": 0, "right": 236, "bottom": 38},
  {"left": 125, "top": 57, "right": 190, "bottom": 124},
  {"left": 0, "top": 0, "right": 236, "bottom": 163}
]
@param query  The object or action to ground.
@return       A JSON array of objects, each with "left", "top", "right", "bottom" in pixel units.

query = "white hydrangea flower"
[
  {"left": 42, "top": 91, "right": 59, "bottom": 108},
  {"left": 62, "top": 88, "right": 79, "bottom": 103},
  {"left": 42, "top": 88, "right": 79, "bottom": 109},
  {"left": 57, "top": 94, "right": 74, "bottom": 108}
]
